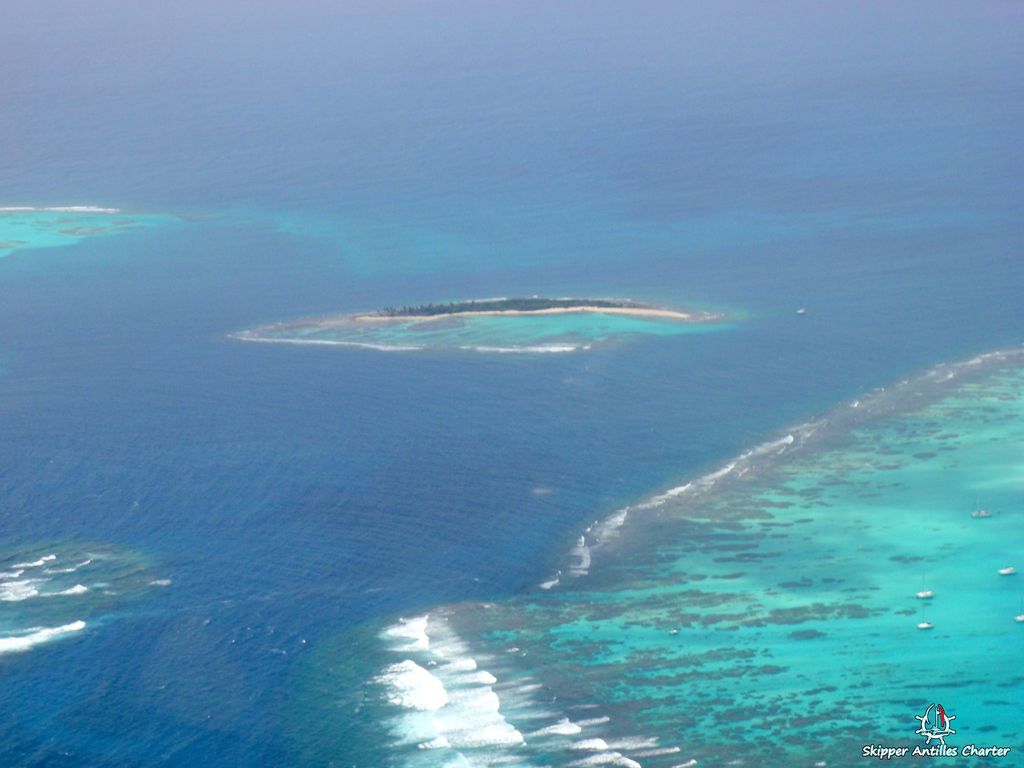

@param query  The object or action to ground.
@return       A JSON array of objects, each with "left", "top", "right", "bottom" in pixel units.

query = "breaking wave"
[
  {"left": 0, "top": 621, "right": 87, "bottom": 655},
  {"left": 0, "top": 205, "right": 122, "bottom": 214},
  {"left": 230, "top": 334, "right": 424, "bottom": 352},
  {"left": 460, "top": 344, "right": 588, "bottom": 354},
  {"left": 540, "top": 344, "right": 1024, "bottom": 586},
  {"left": 370, "top": 612, "right": 690, "bottom": 766},
  {"left": 232, "top": 333, "right": 588, "bottom": 355},
  {"left": 0, "top": 543, "right": 167, "bottom": 656}
]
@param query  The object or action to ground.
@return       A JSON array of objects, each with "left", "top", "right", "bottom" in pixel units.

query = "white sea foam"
[
  {"left": 573, "top": 738, "right": 610, "bottom": 750},
  {"left": 538, "top": 576, "right": 561, "bottom": 589},
  {"left": 0, "top": 569, "right": 24, "bottom": 579},
  {"left": 417, "top": 736, "right": 451, "bottom": 749},
  {"left": 48, "top": 584, "right": 88, "bottom": 597},
  {"left": 0, "top": 621, "right": 86, "bottom": 655},
  {"left": 377, "top": 660, "right": 449, "bottom": 711},
  {"left": 45, "top": 558, "right": 92, "bottom": 575},
  {"left": 461, "top": 344, "right": 583, "bottom": 354},
  {"left": 0, "top": 579, "right": 43, "bottom": 601},
  {"left": 149, "top": 578, "right": 172, "bottom": 587},
  {"left": 12, "top": 555, "right": 56, "bottom": 568},
  {"left": 589, "top": 508, "right": 629, "bottom": 545},
  {"left": 647, "top": 434, "right": 798, "bottom": 508},
  {"left": 376, "top": 614, "right": 533, "bottom": 758},
  {"left": 609, "top": 736, "right": 659, "bottom": 749},
  {"left": 383, "top": 616, "right": 431, "bottom": 652},
  {"left": 568, "top": 535, "right": 592, "bottom": 577},
  {"left": 374, "top": 607, "right": 689, "bottom": 764},
  {"left": 233, "top": 335, "right": 424, "bottom": 352},
  {"left": 565, "top": 429, "right": 808, "bottom": 582},
  {"left": 531, "top": 718, "right": 583, "bottom": 736},
  {"left": 444, "top": 657, "right": 478, "bottom": 672},
  {"left": 0, "top": 206, "right": 121, "bottom": 214},
  {"left": 634, "top": 746, "right": 682, "bottom": 757},
  {"left": 570, "top": 753, "right": 642, "bottom": 768}
]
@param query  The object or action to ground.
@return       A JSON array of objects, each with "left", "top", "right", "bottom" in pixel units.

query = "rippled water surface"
[{"left": 0, "top": 2, "right": 1021, "bottom": 765}]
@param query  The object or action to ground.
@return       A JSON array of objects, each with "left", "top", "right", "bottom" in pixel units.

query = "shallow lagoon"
[{"left": 0, "top": 207, "right": 179, "bottom": 259}]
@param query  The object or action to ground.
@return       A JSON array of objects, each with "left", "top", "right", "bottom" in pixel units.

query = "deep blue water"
[{"left": 1, "top": 2, "right": 1022, "bottom": 765}]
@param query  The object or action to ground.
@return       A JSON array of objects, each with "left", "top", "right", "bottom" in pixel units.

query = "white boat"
[
  {"left": 917, "top": 621, "right": 934, "bottom": 630},
  {"left": 997, "top": 566, "right": 1016, "bottom": 576},
  {"left": 1015, "top": 615, "right": 1024, "bottom": 623},
  {"left": 916, "top": 590, "right": 934, "bottom": 599},
  {"left": 796, "top": 308, "right": 807, "bottom": 315},
  {"left": 971, "top": 508, "right": 992, "bottom": 519}
]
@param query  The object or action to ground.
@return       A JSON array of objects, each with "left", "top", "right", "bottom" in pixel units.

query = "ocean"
[{"left": 0, "top": 2, "right": 1021, "bottom": 766}]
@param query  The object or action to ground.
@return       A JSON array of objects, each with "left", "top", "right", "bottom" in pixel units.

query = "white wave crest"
[
  {"left": 608, "top": 736, "right": 660, "bottom": 750},
  {"left": 566, "top": 430, "right": 806, "bottom": 580},
  {"left": 383, "top": 616, "right": 431, "bottom": 652},
  {"left": 232, "top": 335, "right": 424, "bottom": 352},
  {"left": 371, "top": 612, "right": 684, "bottom": 765},
  {"left": 0, "top": 206, "right": 121, "bottom": 214},
  {"left": 417, "top": 736, "right": 451, "bottom": 749},
  {"left": 48, "top": 584, "right": 88, "bottom": 597},
  {"left": 376, "top": 660, "right": 449, "bottom": 711},
  {"left": 376, "top": 615, "right": 528, "bottom": 755},
  {"left": 461, "top": 344, "right": 584, "bottom": 354},
  {"left": 0, "top": 621, "right": 86, "bottom": 655},
  {"left": 531, "top": 718, "right": 583, "bottom": 736},
  {"left": 589, "top": 508, "right": 629, "bottom": 544},
  {"left": 0, "top": 579, "right": 43, "bottom": 601},
  {"left": 12, "top": 555, "right": 56, "bottom": 568},
  {"left": 443, "top": 657, "right": 478, "bottom": 672},
  {"left": 568, "top": 535, "right": 592, "bottom": 577},
  {"left": 573, "top": 738, "right": 611, "bottom": 750},
  {"left": 635, "top": 746, "right": 682, "bottom": 757},
  {"left": 464, "top": 670, "right": 498, "bottom": 685},
  {"left": 570, "top": 753, "right": 642, "bottom": 768},
  {"left": 45, "top": 558, "right": 93, "bottom": 575}
]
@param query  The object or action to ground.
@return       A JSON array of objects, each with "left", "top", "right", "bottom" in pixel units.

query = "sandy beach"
[{"left": 349, "top": 305, "right": 699, "bottom": 324}]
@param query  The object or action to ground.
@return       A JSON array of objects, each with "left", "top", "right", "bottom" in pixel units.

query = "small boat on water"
[
  {"left": 971, "top": 508, "right": 993, "bottom": 519},
  {"left": 917, "top": 621, "right": 934, "bottom": 630},
  {"left": 997, "top": 566, "right": 1016, "bottom": 576},
  {"left": 796, "top": 308, "right": 807, "bottom": 315},
  {"left": 916, "top": 590, "right": 934, "bottom": 599},
  {"left": 1015, "top": 615, "right": 1024, "bottom": 623}
]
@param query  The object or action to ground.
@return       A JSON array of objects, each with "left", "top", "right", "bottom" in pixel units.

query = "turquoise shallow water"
[
  {"left": 236, "top": 310, "right": 732, "bottom": 354},
  {"left": 322, "top": 349, "right": 1024, "bottom": 767},
  {"left": 0, "top": 207, "right": 178, "bottom": 259}
]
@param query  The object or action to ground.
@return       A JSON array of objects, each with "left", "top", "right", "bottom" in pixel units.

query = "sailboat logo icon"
[{"left": 915, "top": 703, "right": 956, "bottom": 745}]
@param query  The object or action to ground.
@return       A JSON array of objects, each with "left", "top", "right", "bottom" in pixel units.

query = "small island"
[
  {"left": 232, "top": 297, "right": 725, "bottom": 353},
  {"left": 352, "top": 297, "right": 711, "bottom": 323}
]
